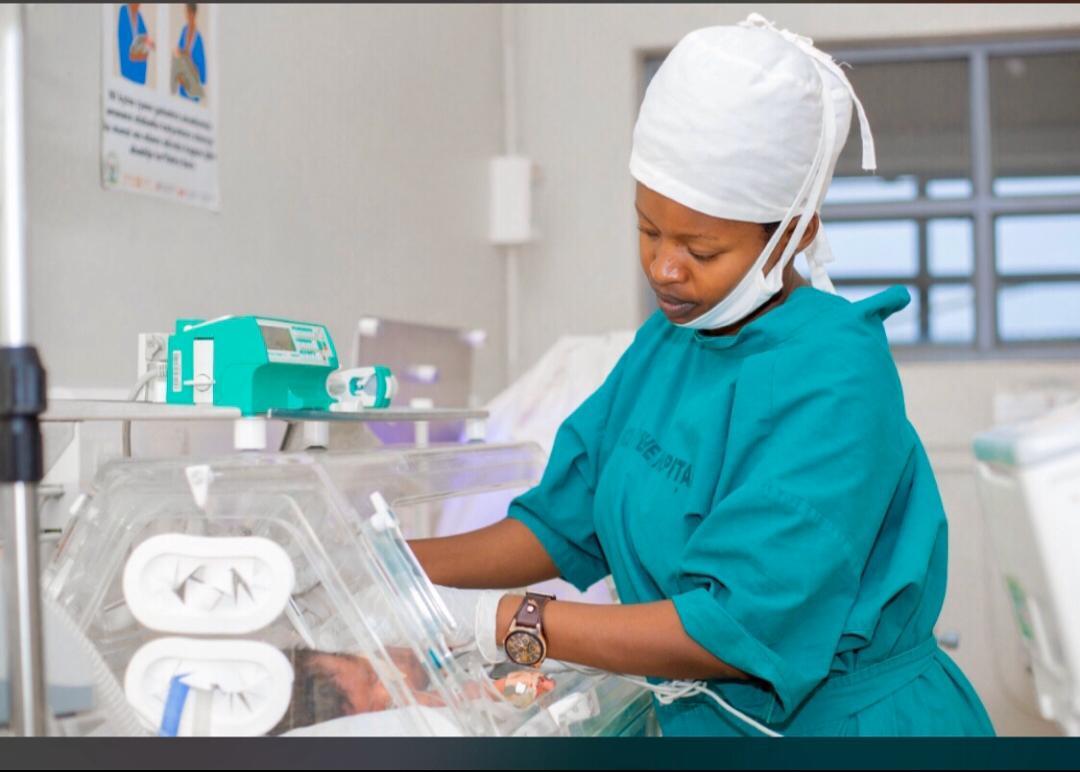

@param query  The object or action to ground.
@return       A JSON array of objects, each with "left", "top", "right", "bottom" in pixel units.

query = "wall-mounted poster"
[{"left": 101, "top": 3, "right": 219, "bottom": 209}]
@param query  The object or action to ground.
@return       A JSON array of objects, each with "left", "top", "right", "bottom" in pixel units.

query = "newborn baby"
[{"left": 271, "top": 646, "right": 555, "bottom": 734}]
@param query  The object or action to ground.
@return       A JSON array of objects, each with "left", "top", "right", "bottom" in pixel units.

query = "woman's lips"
[{"left": 655, "top": 291, "right": 697, "bottom": 317}]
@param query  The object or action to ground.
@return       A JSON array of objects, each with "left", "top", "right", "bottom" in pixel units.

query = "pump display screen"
[{"left": 260, "top": 325, "right": 296, "bottom": 352}]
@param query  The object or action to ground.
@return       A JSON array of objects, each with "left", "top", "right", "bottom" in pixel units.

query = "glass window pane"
[
  {"left": 991, "top": 52, "right": 1080, "bottom": 195},
  {"left": 926, "top": 178, "right": 974, "bottom": 200},
  {"left": 928, "top": 218, "right": 974, "bottom": 277},
  {"left": 996, "top": 214, "right": 1080, "bottom": 275},
  {"left": 998, "top": 282, "right": 1080, "bottom": 341},
  {"left": 929, "top": 284, "right": 975, "bottom": 343},
  {"left": 837, "top": 284, "right": 920, "bottom": 344},
  {"left": 994, "top": 176, "right": 1080, "bottom": 197},
  {"left": 829, "top": 58, "right": 971, "bottom": 200},
  {"left": 824, "top": 176, "right": 917, "bottom": 205},
  {"left": 823, "top": 220, "right": 918, "bottom": 278}
]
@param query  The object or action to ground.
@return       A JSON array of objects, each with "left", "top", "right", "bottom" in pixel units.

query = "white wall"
[{"left": 26, "top": 3, "right": 509, "bottom": 402}]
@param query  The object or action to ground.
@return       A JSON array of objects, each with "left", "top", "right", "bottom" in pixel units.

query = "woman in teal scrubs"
[{"left": 411, "top": 16, "right": 994, "bottom": 737}]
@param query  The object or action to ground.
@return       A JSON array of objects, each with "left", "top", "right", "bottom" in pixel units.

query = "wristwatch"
[{"left": 502, "top": 592, "right": 556, "bottom": 667}]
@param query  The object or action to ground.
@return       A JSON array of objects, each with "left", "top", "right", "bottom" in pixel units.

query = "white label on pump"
[
  {"left": 193, "top": 339, "right": 214, "bottom": 404},
  {"left": 172, "top": 350, "right": 182, "bottom": 392}
]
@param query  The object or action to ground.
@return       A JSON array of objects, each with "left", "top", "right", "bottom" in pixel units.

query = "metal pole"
[
  {"left": 0, "top": 6, "right": 27, "bottom": 344},
  {"left": 0, "top": 485, "right": 44, "bottom": 735},
  {"left": 969, "top": 49, "right": 997, "bottom": 353},
  {"left": 0, "top": 3, "right": 47, "bottom": 736}
]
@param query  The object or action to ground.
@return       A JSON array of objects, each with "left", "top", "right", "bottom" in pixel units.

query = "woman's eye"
[
  {"left": 688, "top": 249, "right": 720, "bottom": 261},
  {"left": 637, "top": 227, "right": 659, "bottom": 238}
]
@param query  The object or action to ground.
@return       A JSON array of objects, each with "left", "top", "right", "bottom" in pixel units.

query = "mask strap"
[
  {"left": 774, "top": 72, "right": 837, "bottom": 293},
  {"left": 749, "top": 61, "right": 837, "bottom": 296},
  {"left": 801, "top": 66, "right": 840, "bottom": 293},
  {"left": 738, "top": 13, "right": 877, "bottom": 293},
  {"left": 746, "top": 112, "right": 829, "bottom": 293}
]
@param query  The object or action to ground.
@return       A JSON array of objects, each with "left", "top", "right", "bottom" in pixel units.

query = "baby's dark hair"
[{"left": 268, "top": 647, "right": 353, "bottom": 736}]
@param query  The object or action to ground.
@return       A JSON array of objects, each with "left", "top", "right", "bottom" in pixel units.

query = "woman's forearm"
[
  {"left": 495, "top": 594, "right": 748, "bottom": 682},
  {"left": 410, "top": 519, "right": 561, "bottom": 589},
  {"left": 411, "top": 521, "right": 745, "bottom": 680}
]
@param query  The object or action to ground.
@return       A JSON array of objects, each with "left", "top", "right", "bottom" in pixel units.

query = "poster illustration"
[{"left": 101, "top": 4, "right": 219, "bottom": 209}]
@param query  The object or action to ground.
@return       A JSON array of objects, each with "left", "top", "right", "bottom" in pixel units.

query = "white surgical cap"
[{"left": 629, "top": 13, "right": 876, "bottom": 292}]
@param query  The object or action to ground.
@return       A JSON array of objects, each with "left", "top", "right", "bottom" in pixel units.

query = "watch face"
[{"left": 505, "top": 630, "right": 544, "bottom": 666}]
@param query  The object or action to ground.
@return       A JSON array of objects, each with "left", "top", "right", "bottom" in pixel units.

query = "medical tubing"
[
  {"left": 125, "top": 368, "right": 161, "bottom": 401},
  {"left": 557, "top": 662, "right": 782, "bottom": 738},
  {"left": 121, "top": 364, "right": 165, "bottom": 457},
  {"left": 41, "top": 594, "right": 148, "bottom": 736}
]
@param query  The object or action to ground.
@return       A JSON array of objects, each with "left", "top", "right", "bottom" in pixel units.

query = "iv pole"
[{"left": 0, "top": 3, "right": 47, "bottom": 736}]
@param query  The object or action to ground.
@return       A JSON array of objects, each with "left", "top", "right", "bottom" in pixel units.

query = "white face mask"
[{"left": 674, "top": 223, "right": 793, "bottom": 331}]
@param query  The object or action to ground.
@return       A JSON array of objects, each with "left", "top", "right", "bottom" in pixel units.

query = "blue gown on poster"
[
  {"left": 508, "top": 286, "right": 996, "bottom": 736},
  {"left": 177, "top": 26, "right": 206, "bottom": 101},
  {"left": 117, "top": 5, "right": 149, "bottom": 85}
]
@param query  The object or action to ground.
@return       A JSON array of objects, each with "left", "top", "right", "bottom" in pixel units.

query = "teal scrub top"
[{"left": 507, "top": 286, "right": 995, "bottom": 736}]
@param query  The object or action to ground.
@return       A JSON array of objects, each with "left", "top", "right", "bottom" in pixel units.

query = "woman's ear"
[
  {"left": 780, "top": 214, "right": 820, "bottom": 255},
  {"left": 797, "top": 214, "right": 821, "bottom": 253},
  {"left": 764, "top": 214, "right": 821, "bottom": 273}
]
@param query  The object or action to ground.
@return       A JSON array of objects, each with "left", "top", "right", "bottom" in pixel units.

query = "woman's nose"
[{"left": 651, "top": 244, "right": 687, "bottom": 284}]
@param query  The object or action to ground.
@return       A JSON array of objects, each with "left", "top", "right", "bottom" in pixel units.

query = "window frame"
[{"left": 821, "top": 35, "right": 1080, "bottom": 358}]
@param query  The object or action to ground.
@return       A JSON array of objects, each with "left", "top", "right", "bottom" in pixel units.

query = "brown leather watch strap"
[{"left": 514, "top": 592, "right": 555, "bottom": 629}]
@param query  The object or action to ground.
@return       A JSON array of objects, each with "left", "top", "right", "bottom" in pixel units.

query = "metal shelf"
[
  {"left": 42, "top": 399, "right": 486, "bottom": 424},
  {"left": 267, "top": 407, "right": 487, "bottom": 423}
]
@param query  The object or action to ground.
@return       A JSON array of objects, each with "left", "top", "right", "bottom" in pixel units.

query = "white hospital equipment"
[
  {"left": 973, "top": 401, "right": 1080, "bottom": 735},
  {"left": 348, "top": 316, "right": 486, "bottom": 446},
  {"left": 38, "top": 444, "right": 656, "bottom": 737},
  {"left": 21, "top": 309, "right": 561, "bottom": 736}
]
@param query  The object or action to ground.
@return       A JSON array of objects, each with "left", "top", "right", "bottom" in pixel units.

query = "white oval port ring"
[
  {"left": 123, "top": 534, "right": 296, "bottom": 635},
  {"left": 124, "top": 637, "right": 294, "bottom": 737}
]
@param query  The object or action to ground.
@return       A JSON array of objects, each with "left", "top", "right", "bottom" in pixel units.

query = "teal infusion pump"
[
  {"left": 166, "top": 315, "right": 363, "bottom": 416},
  {"left": 166, "top": 315, "right": 396, "bottom": 416}
]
